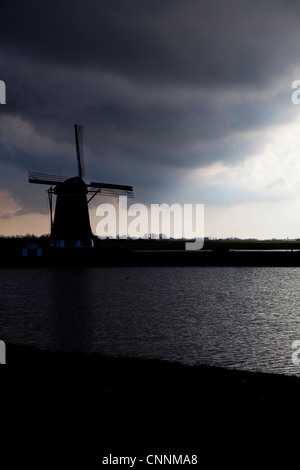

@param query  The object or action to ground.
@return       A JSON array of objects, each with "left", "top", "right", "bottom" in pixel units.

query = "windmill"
[{"left": 28, "top": 124, "right": 133, "bottom": 247}]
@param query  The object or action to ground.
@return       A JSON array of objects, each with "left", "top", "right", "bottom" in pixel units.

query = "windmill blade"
[
  {"left": 88, "top": 188, "right": 134, "bottom": 198},
  {"left": 88, "top": 181, "right": 134, "bottom": 199},
  {"left": 28, "top": 171, "right": 70, "bottom": 186},
  {"left": 74, "top": 124, "right": 85, "bottom": 178},
  {"left": 89, "top": 181, "right": 133, "bottom": 191}
]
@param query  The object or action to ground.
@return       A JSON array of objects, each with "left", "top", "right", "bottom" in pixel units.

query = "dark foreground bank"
[{"left": 2, "top": 343, "right": 300, "bottom": 466}]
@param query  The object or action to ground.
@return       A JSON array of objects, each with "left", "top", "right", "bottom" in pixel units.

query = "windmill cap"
[{"left": 54, "top": 176, "right": 88, "bottom": 195}]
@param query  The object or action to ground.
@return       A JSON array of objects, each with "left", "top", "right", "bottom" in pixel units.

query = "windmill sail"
[
  {"left": 88, "top": 181, "right": 134, "bottom": 198},
  {"left": 28, "top": 171, "right": 70, "bottom": 186},
  {"left": 75, "top": 124, "right": 85, "bottom": 178}
]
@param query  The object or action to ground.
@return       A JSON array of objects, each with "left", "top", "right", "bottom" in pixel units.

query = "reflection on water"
[
  {"left": 49, "top": 268, "right": 94, "bottom": 351},
  {"left": 0, "top": 266, "right": 300, "bottom": 375}
]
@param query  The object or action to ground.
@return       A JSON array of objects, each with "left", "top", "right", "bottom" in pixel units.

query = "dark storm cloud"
[
  {"left": 2, "top": 0, "right": 300, "bottom": 86},
  {"left": 0, "top": 0, "right": 300, "bottom": 214}
]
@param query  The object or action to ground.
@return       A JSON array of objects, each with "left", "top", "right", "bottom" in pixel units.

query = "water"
[{"left": 0, "top": 266, "right": 300, "bottom": 375}]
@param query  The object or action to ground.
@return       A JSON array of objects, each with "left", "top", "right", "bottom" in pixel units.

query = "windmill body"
[
  {"left": 28, "top": 125, "right": 133, "bottom": 248},
  {"left": 51, "top": 176, "right": 92, "bottom": 247}
]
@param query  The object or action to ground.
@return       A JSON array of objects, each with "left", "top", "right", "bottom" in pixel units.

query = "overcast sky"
[{"left": 1, "top": 0, "right": 300, "bottom": 239}]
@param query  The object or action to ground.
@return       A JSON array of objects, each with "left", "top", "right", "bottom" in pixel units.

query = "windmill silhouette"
[{"left": 28, "top": 124, "right": 133, "bottom": 247}]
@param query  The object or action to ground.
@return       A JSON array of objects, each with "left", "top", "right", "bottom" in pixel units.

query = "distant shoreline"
[
  {"left": 2, "top": 246, "right": 300, "bottom": 266},
  {"left": 2, "top": 237, "right": 300, "bottom": 267}
]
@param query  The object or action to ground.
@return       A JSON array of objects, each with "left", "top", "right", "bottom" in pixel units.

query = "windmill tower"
[{"left": 28, "top": 124, "right": 133, "bottom": 247}]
